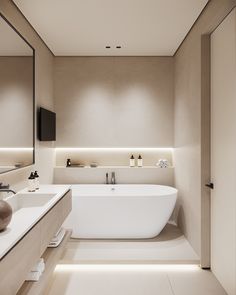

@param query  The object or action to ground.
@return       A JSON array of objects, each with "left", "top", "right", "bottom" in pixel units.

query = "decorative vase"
[{"left": 0, "top": 200, "right": 12, "bottom": 231}]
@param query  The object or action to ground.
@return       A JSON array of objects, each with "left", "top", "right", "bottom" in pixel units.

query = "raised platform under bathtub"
[{"left": 58, "top": 223, "right": 199, "bottom": 265}]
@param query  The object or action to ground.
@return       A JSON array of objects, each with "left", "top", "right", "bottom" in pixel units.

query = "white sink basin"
[
  {"left": 0, "top": 185, "right": 70, "bottom": 261},
  {"left": 6, "top": 193, "right": 56, "bottom": 213}
]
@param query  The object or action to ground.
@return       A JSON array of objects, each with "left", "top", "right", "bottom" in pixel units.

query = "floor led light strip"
[{"left": 55, "top": 264, "right": 200, "bottom": 272}]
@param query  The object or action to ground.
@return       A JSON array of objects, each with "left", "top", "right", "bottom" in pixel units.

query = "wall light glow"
[
  {"left": 0, "top": 148, "right": 33, "bottom": 151},
  {"left": 55, "top": 147, "right": 174, "bottom": 152},
  {"left": 55, "top": 264, "right": 199, "bottom": 272}
]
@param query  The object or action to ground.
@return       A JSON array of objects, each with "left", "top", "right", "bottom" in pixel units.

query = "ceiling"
[{"left": 13, "top": 0, "right": 208, "bottom": 56}]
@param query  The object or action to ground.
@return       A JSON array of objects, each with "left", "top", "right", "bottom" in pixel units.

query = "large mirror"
[{"left": 0, "top": 14, "right": 34, "bottom": 174}]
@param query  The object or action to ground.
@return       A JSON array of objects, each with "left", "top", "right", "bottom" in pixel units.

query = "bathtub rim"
[{"left": 70, "top": 184, "right": 178, "bottom": 197}]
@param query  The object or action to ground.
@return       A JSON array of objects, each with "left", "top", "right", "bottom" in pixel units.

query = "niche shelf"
[{"left": 55, "top": 165, "right": 174, "bottom": 169}]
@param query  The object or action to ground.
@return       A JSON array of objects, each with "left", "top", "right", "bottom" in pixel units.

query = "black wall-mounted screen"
[{"left": 39, "top": 107, "right": 56, "bottom": 141}]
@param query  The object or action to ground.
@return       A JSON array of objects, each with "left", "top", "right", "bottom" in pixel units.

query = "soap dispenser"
[
  {"left": 28, "top": 172, "right": 35, "bottom": 192},
  {"left": 66, "top": 159, "right": 71, "bottom": 167},
  {"left": 137, "top": 155, "right": 143, "bottom": 167},
  {"left": 130, "top": 155, "right": 135, "bottom": 167},
  {"left": 34, "top": 171, "right": 39, "bottom": 190}
]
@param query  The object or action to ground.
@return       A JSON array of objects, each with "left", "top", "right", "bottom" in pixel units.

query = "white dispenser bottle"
[
  {"left": 130, "top": 155, "right": 135, "bottom": 167},
  {"left": 137, "top": 155, "right": 143, "bottom": 167},
  {"left": 34, "top": 171, "right": 40, "bottom": 190},
  {"left": 28, "top": 172, "right": 35, "bottom": 192}
]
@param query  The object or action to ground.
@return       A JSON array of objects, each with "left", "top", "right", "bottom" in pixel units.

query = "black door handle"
[{"left": 205, "top": 183, "right": 214, "bottom": 189}]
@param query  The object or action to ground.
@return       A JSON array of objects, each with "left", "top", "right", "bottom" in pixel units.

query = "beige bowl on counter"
[{"left": 0, "top": 200, "right": 12, "bottom": 231}]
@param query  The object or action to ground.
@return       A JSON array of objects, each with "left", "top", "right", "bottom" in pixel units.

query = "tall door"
[{"left": 210, "top": 9, "right": 236, "bottom": 295}]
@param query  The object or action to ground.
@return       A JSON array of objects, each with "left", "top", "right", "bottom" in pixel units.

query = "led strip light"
[{"left": 55, "top": 264, "right": 199, "bottom": 272}]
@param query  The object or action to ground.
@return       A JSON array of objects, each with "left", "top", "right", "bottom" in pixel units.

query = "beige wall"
[
  {"left": 54, "top": 166, "right": 174, "bottom": 186},
  {"left": 0, "top": 0, "right": 54, "bottom": 190},
  {"left": 54, "top": 57, "right": 174, "bottom": 148},
  {"left": 174, "top": 0, "right": 236, "bottom": 259}
]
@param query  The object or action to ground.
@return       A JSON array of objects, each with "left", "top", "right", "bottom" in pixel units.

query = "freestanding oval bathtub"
[{"left": 69, "top": 184, "right": 177, "bottom": 239}]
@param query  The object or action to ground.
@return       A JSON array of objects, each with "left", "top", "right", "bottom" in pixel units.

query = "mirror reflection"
[{"left": 0, "top": 15, "right": 34, "bottom": 173}]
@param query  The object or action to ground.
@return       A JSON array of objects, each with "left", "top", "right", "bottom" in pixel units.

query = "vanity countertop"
[{"left": 0, "top": 184, "right": 71, "bottom": 260}]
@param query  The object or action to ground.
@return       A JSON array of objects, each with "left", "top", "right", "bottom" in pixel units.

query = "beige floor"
[
  {"left": 46, "top": 264, "right": 227, "bottom": 295},
  {"left": 46, "top": 225, "right": 226, "bottom": 295}
]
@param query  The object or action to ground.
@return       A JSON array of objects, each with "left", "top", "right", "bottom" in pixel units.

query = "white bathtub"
[{"left": 69, "top": 184, "right": 177, "bottom": 239}]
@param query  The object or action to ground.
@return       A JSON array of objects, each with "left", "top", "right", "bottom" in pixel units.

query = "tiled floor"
[
  {"left": 46, "top": 225, "right": 226, "bottom": 295},
  {"left": 47, "top": 264, "right": 227, "bottom": 295}
]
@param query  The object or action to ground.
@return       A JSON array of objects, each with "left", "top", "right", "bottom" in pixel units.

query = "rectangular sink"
[{"left": 6, "top": 193, "right": 56, "bottom": 213}]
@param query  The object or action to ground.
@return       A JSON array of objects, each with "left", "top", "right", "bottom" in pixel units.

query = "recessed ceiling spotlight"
[
  {"left": 105, "top": 46, "right": 111, "bottom": 49},
  {"left": 116, "top": 46, "right": 121, "bottom": 49}
]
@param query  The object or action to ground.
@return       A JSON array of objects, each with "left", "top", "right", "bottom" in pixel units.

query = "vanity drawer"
[
  {"left": 0, "top": 223, "right": 41, "bottom": 295},
  {"left": 40, "top": 190, "right": 71, "bottom": 254},
  {"left": 40, "top": 201, "right": 62, "bottom": 254},
  {"left": 61, "top": 190, "right": 72, "bottom": 222}
]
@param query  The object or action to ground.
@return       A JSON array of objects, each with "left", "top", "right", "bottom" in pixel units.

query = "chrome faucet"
[
  {"left": 0, "top": 183, "right": 16, "bottom": 194},
  {"left": 111, "top": 172, "right": 116, "bottom": 185}
]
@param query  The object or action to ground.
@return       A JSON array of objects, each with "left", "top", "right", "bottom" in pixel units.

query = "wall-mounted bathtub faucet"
[
  {"left": 0, "top": 183, "right": 16, "bottom": 194},
  {"left": 105, "top": 173, "right": 109, "bottom": 184},
  {"left": 111, "top": 172, "right": 116, "bottom": 185}
]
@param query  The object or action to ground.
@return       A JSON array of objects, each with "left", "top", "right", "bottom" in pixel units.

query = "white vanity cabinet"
[{"left": 0, "top": 189, "right": 72, "bottom": 295}]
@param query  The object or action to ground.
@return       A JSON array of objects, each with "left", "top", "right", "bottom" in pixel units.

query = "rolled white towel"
[
  {"left": 38, "top": 261, "right": 45, "bottom": 273},
  {"left": 30, "top": 258, "right": 45, "bottom": 272},
  {"left": 156, "top": 159, "right": 169, "bottom": 168},
  {"left": 25, "top": 270, "right": 42, "bottom": 282}
]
